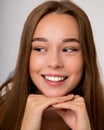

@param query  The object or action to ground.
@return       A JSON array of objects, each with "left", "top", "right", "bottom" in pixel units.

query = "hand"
[
  {"left": 20, "top": 94, "right": 74, "bottom": 130},
  {"left": 53, "top": 95, "right": 91, "bottom": 130}
]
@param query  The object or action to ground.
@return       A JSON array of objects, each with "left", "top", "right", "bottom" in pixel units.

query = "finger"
[
  {"left": 52, "top": 96, "right": 86, "bottom": 115},
  {"left": 41, "top": 94, "right": 75, "bottom": 110},
  {"left": 26, "top": 94, "right": 74, "bottom": 112},
  {"left": 51, "top": 94, "right": 74, "bottom": 105},
  {"left": 45, "top": 94, "right": 74, "bottom": 111}
]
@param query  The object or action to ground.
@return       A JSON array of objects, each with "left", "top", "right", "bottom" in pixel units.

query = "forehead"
[{"left": 33, "top": 13, "right": 79, "bottom": 38}]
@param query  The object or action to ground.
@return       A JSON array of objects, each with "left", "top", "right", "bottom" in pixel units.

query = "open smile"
[{"left": 42, "top": 75, "right": 68, "bottom": 82}]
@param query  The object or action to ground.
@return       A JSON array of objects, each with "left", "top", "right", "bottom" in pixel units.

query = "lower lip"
[{"left": 44, "top": 78, "right": 65, "bottom": 87}]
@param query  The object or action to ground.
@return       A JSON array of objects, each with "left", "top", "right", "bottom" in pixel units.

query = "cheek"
[
  {"left": 72, "top": 59, "right": 83, "bottom": 72},
  {"left": 65, "top": 55, "right": 83, "bottom": 74},
  {"left": 29, "top": 53, "right": 45, "bottom": 72}
]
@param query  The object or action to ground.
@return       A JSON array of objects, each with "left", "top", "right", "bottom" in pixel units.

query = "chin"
[{"left": 44, "top": 92, "right": 66, "bottom": 97}]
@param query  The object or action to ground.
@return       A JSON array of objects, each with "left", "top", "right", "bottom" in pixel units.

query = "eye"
[
  {"left": 33, "top": 47, "right": 46, "bottom": 52},
  {"left": 63, "top": 47, "right": 77, "bottom": 53}
]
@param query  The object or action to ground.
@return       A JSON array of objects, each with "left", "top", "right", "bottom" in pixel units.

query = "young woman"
[{"left": 0, "top": 0, "right": 104, "bottom": 130}]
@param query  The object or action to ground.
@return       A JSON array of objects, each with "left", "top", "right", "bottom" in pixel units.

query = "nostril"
[
  {"left": 47, "top": 55, "right": 64, "bottom": 69},
  {"left": 47, "top": 61, "right": 64, "bottom": 69}
]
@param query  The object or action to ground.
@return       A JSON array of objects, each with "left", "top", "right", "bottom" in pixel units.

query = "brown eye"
[
  {"left": 63, "top": 48, "right": 77, "bottom": 52},
  {"left": 33, "top": 47, "right": 46, "bottom": 52}
]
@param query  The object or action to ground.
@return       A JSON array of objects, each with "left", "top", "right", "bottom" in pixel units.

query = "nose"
[{"left": 47, "top": 51, "right": 64, "bottom": 69}]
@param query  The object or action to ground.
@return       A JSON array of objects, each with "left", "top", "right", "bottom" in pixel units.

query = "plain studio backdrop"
[{"left": 0, "top": 0, "right": 104, "bottom": 84}]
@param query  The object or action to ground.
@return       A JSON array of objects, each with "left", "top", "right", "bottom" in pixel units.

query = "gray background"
[{"left": 0, "top": 0, "right": 104, "bottom": 84}]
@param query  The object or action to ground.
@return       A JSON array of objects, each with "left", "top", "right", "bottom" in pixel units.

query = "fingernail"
[{"left": 67, "top": 94, "right": 74, "bottom": 98}]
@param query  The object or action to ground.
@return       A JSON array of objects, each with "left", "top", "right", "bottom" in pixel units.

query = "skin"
[
  {"left": 30, "top": 13, "right": 83, "bottom": 97},
  {"left": 21, "top": 13, "right": 91, "bottom": 130}
]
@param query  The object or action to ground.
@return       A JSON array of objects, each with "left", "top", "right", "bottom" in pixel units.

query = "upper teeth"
[{"left": 45, "top": 76, "right": 65, "bottom": 82}]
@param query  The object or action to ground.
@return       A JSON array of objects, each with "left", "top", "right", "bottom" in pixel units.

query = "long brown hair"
[{"left": 0, "top": 0, "right": 104, "bottom": 130}]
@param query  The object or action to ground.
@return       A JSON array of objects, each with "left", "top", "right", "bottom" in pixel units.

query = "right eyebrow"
[{"left": 32, "top": 37, "right": 48, "bottom": 43}]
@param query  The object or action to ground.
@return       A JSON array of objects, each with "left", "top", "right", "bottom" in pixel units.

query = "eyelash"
[
  {"left": 33, "top": 47, "right": 46, "bottom": 52},
  {"left": 63, "top": 48, "right": 77, "bottom": 52},
  {"left": 33, "top": 47, "right": 78, "bottom": 53}
]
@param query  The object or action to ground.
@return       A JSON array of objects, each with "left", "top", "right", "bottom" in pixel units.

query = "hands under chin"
[{"left": 21, "top": 94, "right": 91, "bottom": 130}]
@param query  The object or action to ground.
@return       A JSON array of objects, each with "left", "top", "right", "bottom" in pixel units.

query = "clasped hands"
[{"left": 21, "top": 94, "right": 91, "bottom": 130}]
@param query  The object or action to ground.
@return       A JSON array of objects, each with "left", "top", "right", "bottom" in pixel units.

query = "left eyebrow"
[{"left": 63, "top": 38, "right": 80, "bottom": 43}]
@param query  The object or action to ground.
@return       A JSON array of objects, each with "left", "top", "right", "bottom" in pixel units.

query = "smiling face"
[{"left": 29, "top": 13, "right": 83, "bottom": 97}]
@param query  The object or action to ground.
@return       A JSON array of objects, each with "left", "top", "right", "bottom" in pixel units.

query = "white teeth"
[{"left": 45, "top": 76, "right": 65, "bottom": 82}]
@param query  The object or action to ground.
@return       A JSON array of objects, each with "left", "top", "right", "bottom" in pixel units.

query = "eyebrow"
[
  {"left": 63, "top": 38, "right": 80, "bottom": 43},
  {"left": 32, "top": 37, "right": 80, "bottom": 43},
  {"left": 32, "top": 37, "right": 47, "bottom": 42}
]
